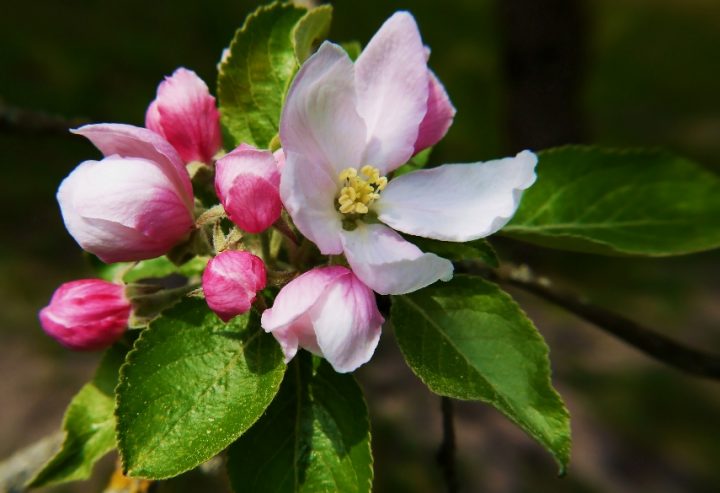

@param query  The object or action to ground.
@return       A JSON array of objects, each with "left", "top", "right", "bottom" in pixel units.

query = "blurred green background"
[{"left": 1, "top": 0, "right": 719, "bottom": 492}]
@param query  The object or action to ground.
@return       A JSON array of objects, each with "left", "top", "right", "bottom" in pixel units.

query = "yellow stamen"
[{"left": 336, "top": 165, "right": 387, "bottom": 216}]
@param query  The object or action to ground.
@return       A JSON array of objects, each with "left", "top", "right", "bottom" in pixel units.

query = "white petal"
[
  {"left": 355, "top": 12, "right": 429, "bottom": 173},
  {"left": 311, "top": 272, "right": 384, "bottom": 373},
  {"left": 280, "top": 42, "right": 367, "bottom": 174},
  {"left": 340, "top": 223, "right": 453, "bottom": 295},
  {"left": 280, "top": 151, "right": 344, "bottom": 254},
  {"left": 376, "top": 150, "right": 537, "bottom": 241}
]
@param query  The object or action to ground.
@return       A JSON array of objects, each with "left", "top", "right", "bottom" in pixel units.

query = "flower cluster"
[{"left": 40, "top": 12, "right": 536, "bottom": 372}]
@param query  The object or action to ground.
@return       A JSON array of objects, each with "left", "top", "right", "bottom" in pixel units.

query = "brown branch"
[
  {"left": 456, "top": 262, "right": 720, "bottom": 380},
  {"left": 436, "top": 396, "right": 459, "bottom": 493},
  {"left": 0, "top": 99, "right": 87, "bottom": 135}
]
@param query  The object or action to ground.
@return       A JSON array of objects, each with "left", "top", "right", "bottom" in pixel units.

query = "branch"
[
  {"left": 436, "top": 396, "right": 459, "bottom": 493},
  {"left": 0, "top": 99, "right": 87, "bottom": 135},
  {"left": 457, "top": 262, "right": 720, "bottom": 380}
]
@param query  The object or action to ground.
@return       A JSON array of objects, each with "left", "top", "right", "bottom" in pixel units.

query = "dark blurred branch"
[
  {"left": 0, "top": 99, "right": 87, "bottom": 135},
  {"left": 436, "top": 396, "right": 459, "bottom": 493},
  {"left": 457, "top": 261, "right": 720, "bottom": 380}
]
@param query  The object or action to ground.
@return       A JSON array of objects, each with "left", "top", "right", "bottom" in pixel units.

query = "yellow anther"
[
  {"left": 336, "top": 165, "right": 387, "bottom": 216},
  {"left": 339, "top": 168, "right": 357, "bottom": 182}
]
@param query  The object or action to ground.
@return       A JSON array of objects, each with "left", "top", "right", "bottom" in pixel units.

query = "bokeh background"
[{"left": 2, "top": 0, "right": 720, "bottom": 491}]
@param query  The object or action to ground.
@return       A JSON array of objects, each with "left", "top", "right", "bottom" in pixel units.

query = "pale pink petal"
[
  {"left": 340, "top": 223, "right": 453, "bottom": 295},
  {"left": 375, "top": 151, "right": 537, "bottom": 241},
  {"left": 215, "top": 145, "right": 282, "bottom": 233},
  {"left": 355, "top": 12, "right": 429, "bottom": 173},
  {"left": 280, "top": 151, "right": 343, "bottom": 254},
  {"left": 311, "top": 272, "right": 383, "bottom": 373},
  {"left": 72, "top": 123, "right": 193, "bottom": 209},
  {"left": 39, "top": 279, "right": 130, "bottom": 351},
  {"left": 280, "top": 41, "right": 367, "bottom": 175},
  {"left": 261, "top": 267, "right": 347, "bottom": 330},
  {"left": 145, "top": 67, "right": 221, "bottom": 164},
  {"left": 413, "top": 70, "right": 456, "bottom": 153},
  {"left": 202, "top": 251, "right": 266, "bottom": 322},
  {"left": 261, "top": 266, "right": 382, "bottom": 372},
  {"left": 58, "top": 157, "right": 194, "bottom": 263},
  {"left": 261, "top": 267, "right": 348, "bottom": 362}
]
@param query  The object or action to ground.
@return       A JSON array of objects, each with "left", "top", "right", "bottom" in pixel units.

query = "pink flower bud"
[
  {"left": 215, "top": 145, "right": 282, "bottom": 234},
  {"left": 145, "top": 68, "right": 222, "bottom": 164},
  {"left": 39, "top": 279, "right": 131, "bottom": 351},
  {"left": 61, "top": 124, "right": 195, "bottom": 263},
  {"left": 261, "top": 266, "right": 384, "bottom": 373},
  {"left": 202, "top": 251, "right": 267, "bottom": 322}
]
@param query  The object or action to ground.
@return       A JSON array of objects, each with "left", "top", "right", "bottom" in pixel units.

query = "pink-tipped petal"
[
  {"left": 376, "top": 151, "right": 537, "bottom": 242},
  {"left": 261, "top": 266, "right": 383, "bottom": 372},
  {"left": 280, "top": 41, "right": 367, "bottom": 175},
  {"left": 202, "top": 251, "right": 266, "bottom": 322},
  {"left": 39, "top": 279, "right": 130, "bottom": 351},
  {"left": 355, "top": 12, "right": 429, "bottom": 173},
  {"left": 280, "top": 151, "right": 344, "bottom": 254},
  {"left": 145, "top": 68, "right": 221, "bottom": 165},
  {"left": 340, "top": 223, "right": 453, "bottom": 295},
  {"left": 413, "top": 70, "right": 456, "bottom": 153},
  {"left": 58, "top": 156, "right": 195, "bottom": 263},
  {"left": 311, "top": 271, "right": 383, "bottom": 373},
  {"left": 72, "top": 123, "right": 193, "bottom": 209},
  {"left": 215, "top": 145, "right": 282, "bottom": 233},
  {"left": 261, "top": 267, "right": 347, "bottom": 331}
]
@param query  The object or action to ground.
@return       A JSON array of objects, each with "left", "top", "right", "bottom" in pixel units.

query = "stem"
[
  {"left": 436, "top": 396, "right": 459, "bottom": 493},
  {"left": 457, "top": 262, "right": 720, "bottom": 380},
  {"left": 260, "top": 230, "right": 273, "bottom": 268}
]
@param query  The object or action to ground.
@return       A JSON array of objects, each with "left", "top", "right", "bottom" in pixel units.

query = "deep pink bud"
[
  {"left": 215, "top": 145, "right": 282, "bottom": 234},
  {"left": 61, "top": 124, "right": 195, "bottom": 263},
  {"left": 145, "top": 67, "right": 222, "bottom": 164},
  {"left": 202, "top": 251, "right": 267, "bottom": 322},
  {"left": 39, "top": 279, "right": 131, "bottom": 351},
  {"left": 413, "top": 70, "right": 456, "bottom": 154}
]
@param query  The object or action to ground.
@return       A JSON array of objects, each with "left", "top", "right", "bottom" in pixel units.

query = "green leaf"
[
  {"left": 293, "top": 5, "right": 333, "bottom": 63},
  {"left": 341, "top": 41, "right": 362, "bottom": 61},
  {"left": 29, "top": 343, "right": 128, "bottom": 487},
  {"left": 392, "top": 275, "right": 571, "bottom": 472},
  {"left": 503, "top": 146, "right": 720, "bottom": 256},
  {"left": 218, "top": 3, "right": 331, "bottom": 149},
  {"left": 408, "top": 237, "right": 499, "bottom": 267},
  {"left": 116, "top": 299, "right": 285, "bottom": 479},
  {"left": 393, "top": 147, "right": 432, "bottom": 177},
  {"left": 95, "top": 256, "right": 208, "bottom": 283},
  {"left": 227, "top": 354, "right": 372, "bottom": 493},
  {"left": 124, "top": 256, "right": 208, "bottom": 283}
]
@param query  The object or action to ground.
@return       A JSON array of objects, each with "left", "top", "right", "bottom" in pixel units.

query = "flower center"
[{"left": 337, "top": 165, "right": 388, "bottom": 216}]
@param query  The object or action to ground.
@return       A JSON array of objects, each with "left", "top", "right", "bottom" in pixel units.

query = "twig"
[
  {"left": 457, "top": 262, "right": 720, "bottom": 380},
  {"left": 436, "top": 396, "right": 459, "bottom": 493},
  {"left": 0, "top": 99, "right": 87, "bottom": 135},
  {"left": 0, "top": 431, "right": 63, "bottom": 492}
]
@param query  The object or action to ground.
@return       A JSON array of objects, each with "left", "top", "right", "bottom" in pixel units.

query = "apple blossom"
[
  {"left": 203, "top": 250, "right": 267, "bottom": 322},
  {"left": 39, "top": 279, "right": 131, "bottom": 351},
  {"left": 261, "top": 266, "right": 383, "bottom": 373},
  {"left": 58, "top": 124, "right": 195, "bottom": 263},
  {"left": 145, "top": 68, "right": 222, "bottom": 165},
  {"left": 279, "top": 12, "right": 537, "bottom": 295},
  {"left": 215, "top": 145, "right": 282, "bottom": 234}
]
